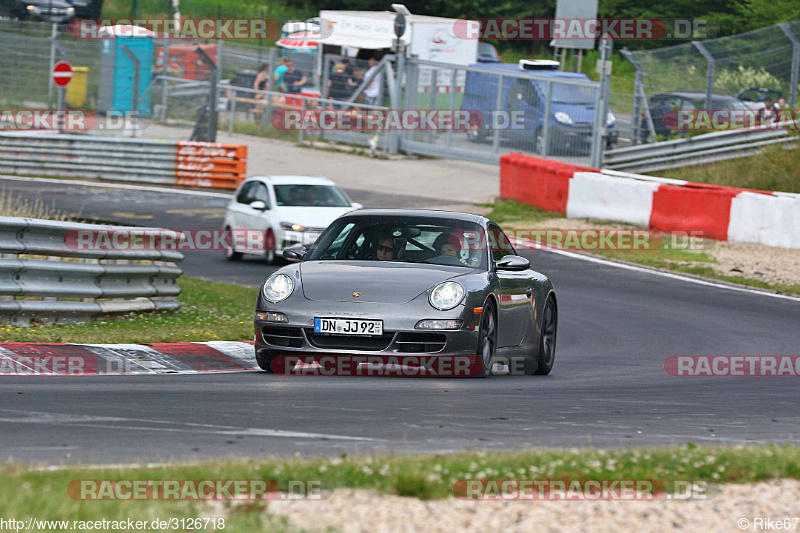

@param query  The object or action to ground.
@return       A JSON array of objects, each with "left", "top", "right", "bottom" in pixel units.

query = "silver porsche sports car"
[{"left": 253, "top": 210, "right": 557, "bottom": 377}]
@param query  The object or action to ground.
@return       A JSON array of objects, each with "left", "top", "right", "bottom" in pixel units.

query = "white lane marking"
[
  {"left": 0, "top": 410, "right": 381, "bottom": 442},
  {"left": 32, "top": 462, "right": 186, "bottom": 472},
  {"left": 0, "top": 174, "right": 232, "bottom": 198},
  {"left": 513, "top": 237, "right": 800, "bottom": 302}
]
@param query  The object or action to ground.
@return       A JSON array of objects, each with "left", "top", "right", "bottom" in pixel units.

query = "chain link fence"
[
  {"left": 0, "top": 20, "right": 101, "bottom": 109},
  {"left": 0, "top": 19, "right": 614, "bottom": 166},
  {"left": 622, "top": 19, "right": 800, "bottom": 144},
  {"left": 401, "top": 57, "right": 610, "bottom": 166}
]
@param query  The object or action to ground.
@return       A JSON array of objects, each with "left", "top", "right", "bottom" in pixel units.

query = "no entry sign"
[{"left": 52, "top": 61, "right": 73, "bottom": 87}]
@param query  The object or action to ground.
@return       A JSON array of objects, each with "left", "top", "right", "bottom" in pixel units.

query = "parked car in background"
[
  {"left": 736, "top": 87, "right": 784, "bottom": 110},
  {"left": 476, "top": 42, "right": 501, "bottom": 63},
  {"left": 640, "top": 91, "right": 757, "bottom": 142},
  {"left": 223, "top": 176, "right": 362, "bottom": 264},
  {"left": 65, "top": 0, "right": 100, "bottom": 18},
  {"left": 0, "top": 0, "right": 74, "bottom": 22},
  {"left": 464, "top": 60, "right": 618, "bottom": 154}
]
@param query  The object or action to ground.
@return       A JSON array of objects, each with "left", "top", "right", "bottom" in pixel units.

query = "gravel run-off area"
[
  {"left": 513, "top": 218, "right": 800, "bottom": 288},
  {"left": 264, "top": 479, "right": 800, "bottom": 532}
]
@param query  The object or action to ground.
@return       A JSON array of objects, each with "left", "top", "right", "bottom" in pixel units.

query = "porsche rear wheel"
[
  {"left": 477, "top": 302, "right": 497, "bottom": 377},
  {"left": 534, "top": 296, "right": 557, "bottom": 375}
]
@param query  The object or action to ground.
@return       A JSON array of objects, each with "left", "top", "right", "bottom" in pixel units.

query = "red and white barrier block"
[{"left": 500, "top": 153, "right": 800, "bottom": 248}]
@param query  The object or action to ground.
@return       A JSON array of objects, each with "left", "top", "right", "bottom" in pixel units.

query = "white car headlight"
[
  {"left": 429, "top": 281, "right": 465, "bottom": 311},
  {"left": 280, "top": 222, "right": 306, "bottom": 231},
  {"left": 554, "top": 111, "right": 573, "bottom": 124},
  {"left": 263, "top": 273, "right": 294, "bottom": 302},
  {"left": 606, "top": 110, "right": 616, "bottom": 126}
]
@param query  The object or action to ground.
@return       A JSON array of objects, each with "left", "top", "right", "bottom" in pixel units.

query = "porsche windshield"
[{"left": 306, "top": 216, "right": 488, "bottom": 269}]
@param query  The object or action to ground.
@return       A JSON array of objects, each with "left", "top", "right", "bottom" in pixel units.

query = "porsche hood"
[{"left": 299, "top": 261, "right": 465, "bottom": 303}]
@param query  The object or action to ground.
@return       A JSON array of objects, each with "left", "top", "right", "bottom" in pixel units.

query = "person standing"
[
  {"left": 328, "top": 63, "right": 351, "bottom": 108},
  {"left": 252, "top": 63, "right": 271, "bottom": 115},
  {"left": 760, "top": 98, "right": 778, "bottom": 124},
  {"left": 283, "top": 60, "right": 307, "bottom": 94},
  {"left": 363, "top": 57, "right": 381, "bottom": 107},
  {"left": 273, "top": 57, "right": 290, "bottom": 92}
]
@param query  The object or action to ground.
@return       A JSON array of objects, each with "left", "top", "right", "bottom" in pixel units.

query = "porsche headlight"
[
  {"left": 262, "top": 273, "right": 294, "bottom": 302},
  {"left": 429, "top": 281, "right": 465, "bottom": 311}
]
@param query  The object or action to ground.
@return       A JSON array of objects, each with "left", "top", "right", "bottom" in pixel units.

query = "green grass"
[
  {"left": 652, "top": 264, "right": 800, "bottom": 295},
  {"left": 0, "top": 277, "right": 257, "bottom": 343},
  {"left": 595, "top": 247, "right": 715, "bottom": 266},
  {"left": 480, "top": 198, "right": 563, "bottom": 225},
  {"left": 1, "top": 445, "right": 798, "bottom": 530},
  {"left": 660, "top": 143, "right": 800, "bottom": 193}
]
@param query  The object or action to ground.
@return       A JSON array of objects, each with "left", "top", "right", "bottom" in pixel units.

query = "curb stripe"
[{"left": 0, "top": 342, "right": 256, "bottom": 376}]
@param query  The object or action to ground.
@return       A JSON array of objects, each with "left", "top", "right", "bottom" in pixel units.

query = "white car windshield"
[{"left": 274, "top": 184, "right": 351, "bottom": 207}]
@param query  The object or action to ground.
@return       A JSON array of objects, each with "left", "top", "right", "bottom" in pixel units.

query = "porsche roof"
[{"left": 340, "top": 209, "right": 485, "bottom": 224}]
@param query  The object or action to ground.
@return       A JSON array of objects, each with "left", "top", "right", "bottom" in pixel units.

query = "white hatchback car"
[{"left": 223, "top": 175, "right": 361, "bottom": 263}]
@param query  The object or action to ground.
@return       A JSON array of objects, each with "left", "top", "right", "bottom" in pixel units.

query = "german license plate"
[{"left": 314, "top": 318, "right": 383, "bottom": 336}]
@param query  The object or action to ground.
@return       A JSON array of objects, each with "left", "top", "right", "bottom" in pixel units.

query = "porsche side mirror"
[
  {"left": 283, "top": 245, "right": 307, "bottom": 262},
  {"left": 250, "top": 200, "right": 268, "bottom": 211},
  {"left": 495, "top": 255, "right": 530, "bottom": 271}
]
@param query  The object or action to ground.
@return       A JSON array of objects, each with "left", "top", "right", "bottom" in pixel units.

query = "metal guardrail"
[
  {"left": 0, "top": 217, "right": 183, "bottom": 326},
  {"left": 604, "top": 124, "right": 800, "bottom": 173},
  {"left": 0, "top": 133, "right": 247, "bottom": 189}
]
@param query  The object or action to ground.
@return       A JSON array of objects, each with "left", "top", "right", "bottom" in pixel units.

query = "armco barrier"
[
  {"left": 603, "top": 124, "right": 800, "bottom": 173},
  {"left": 0, "top": 217, "right": 184, "bottom": 325},
  {"left": 499, "top": 153, "right": 800, "bottom": 249},
  {"left": 0, "top": 133, "right": 247, "bottom": 189}
]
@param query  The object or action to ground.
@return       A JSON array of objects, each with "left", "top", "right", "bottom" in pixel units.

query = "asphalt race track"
[{"left": 1, "top": 176, "right": 799, "bottom": 464}]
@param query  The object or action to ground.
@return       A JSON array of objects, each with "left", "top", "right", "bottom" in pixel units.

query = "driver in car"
[{"left": 375, "top": 234, "right": 396, "bottom": 261}]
